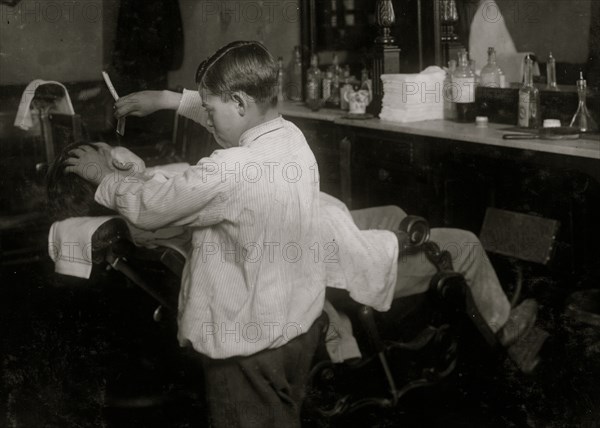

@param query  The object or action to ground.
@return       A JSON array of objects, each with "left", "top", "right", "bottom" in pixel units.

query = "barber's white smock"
[
  {"left": 96, "top": 116, "right": 326, "bottom": 359},
  {"left": 179, "top": 89, "right": 399, "bottom": 309}
]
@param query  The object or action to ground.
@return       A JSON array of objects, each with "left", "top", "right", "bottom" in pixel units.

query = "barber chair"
[
  {"left": 302, "top": 216, "right": 499, "bottom": 423},
  {"left": 83, "top": 211, "right": 498, "bottom": 424}
]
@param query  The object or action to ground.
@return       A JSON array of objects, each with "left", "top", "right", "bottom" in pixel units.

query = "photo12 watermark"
[
  {"left": 1, "top": 1, "right": 103, "bottom": 24},
  {"left": 199, "top": 1, "right": 300, "bottom": 24}
]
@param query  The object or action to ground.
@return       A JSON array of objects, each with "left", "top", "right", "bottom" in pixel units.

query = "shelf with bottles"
[{"left": 303, "top": 51, "right": 371, "bottom": 112}]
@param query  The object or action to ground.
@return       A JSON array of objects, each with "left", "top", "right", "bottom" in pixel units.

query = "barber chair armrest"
[
  {"left": 89, "top": 218, "right": 182, "bottom": 313},
  {"left": 90, "top": 218, "right": 185, "bottom": 277}
]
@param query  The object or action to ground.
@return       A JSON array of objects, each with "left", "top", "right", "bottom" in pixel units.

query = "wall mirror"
[{"left": 301, "top": 0, "right": 600, "bottom": 91}]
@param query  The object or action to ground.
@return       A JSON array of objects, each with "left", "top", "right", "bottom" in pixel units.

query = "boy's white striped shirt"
[{"left": 96, "top": 116, "right": 326, "bottom": 358}]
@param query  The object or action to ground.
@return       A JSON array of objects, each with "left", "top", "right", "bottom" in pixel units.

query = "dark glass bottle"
[{"left": 452, "top": 49, "right": 477, "bottom": 123}]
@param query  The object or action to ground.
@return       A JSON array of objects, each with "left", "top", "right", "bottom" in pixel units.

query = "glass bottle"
[
  {"left": 518, "top": 55, "right": 540, "bottom": 128},
  {"left": 329, "top": 68, "right": 341, "bottom": 107},
  {"left": 322, "top": 70, "right": 333, "bottom": 102},
  {"left": 498, "top": 67, "right": 507, "bottom": 88},
  {"left": 444, "top": 59, "right": 457, "bottom": 120},
  {"left": 332, "top": 53, "right": 342, "bottom": 78},
  {"left": 306, "top": 54, "right": 322, "bottom": 103},
  {"left": 277, "top": 57, "right": 285, "bottom": 102},
  {"left": 340, "top": 66, "right": 353, "bottom": 110},
  {"left": 287, "top": 46, "right": 303, "bottom": 101},
  {"left": 452, "top": 49, "right": 477, "bottom": 123},
  {"left": 570, "top": 72, "right": 598, "bottom": 132},
  {"left": 360, "top": 67, "right": 372, "bottom": 103},
  {"left": 469, "top": 58, "right": 479, "bottom": 85},
  {"left": 480, "top": 47, "right": 501, "bottom": 88},
  {"left": 546, "top": 52, "right": 557, "bottom": 90}
]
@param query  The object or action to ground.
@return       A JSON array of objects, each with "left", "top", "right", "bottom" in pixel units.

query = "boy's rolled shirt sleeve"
[
  {"left": 177, "top": 89, "right": 208, "bottom": 128},
  {"left": 95, "top": 151, "right": 232, "bottom": 230}
]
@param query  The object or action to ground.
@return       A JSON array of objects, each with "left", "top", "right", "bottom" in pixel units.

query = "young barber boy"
[{"left": 67, "top": 41, "right": 327, "bottom": 427}]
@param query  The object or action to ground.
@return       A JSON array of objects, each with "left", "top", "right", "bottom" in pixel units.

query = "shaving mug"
[{"left": 344, "top": 89, "right": 370, "bottom": 115}]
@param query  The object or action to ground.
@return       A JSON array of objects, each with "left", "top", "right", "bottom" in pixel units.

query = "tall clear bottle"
[
  {"left": 287, "top": 46, "right": 303, "bottom": 101},
  {"left": 444, "top": 59, "right": 457, "bottom": 120},
  {"left": 546, "top": 52, "right": 557, "bottom": 90},
  {"left": 305, "top": 54, "right": 322, "bottom": 103},
  {"left": 570, "top": 72, "right": 598, "bottom": 132},
  {"left": 452, "top": 49, "right": 477, "bottom": 123},
  {"left": 518, "top": 55, "right": 540, "bottom": 128},
  {"left": 480, "top": 47, "right": 501, "bottom": 88}
]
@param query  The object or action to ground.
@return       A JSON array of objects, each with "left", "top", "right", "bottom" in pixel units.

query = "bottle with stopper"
[
  {"left": 546, "top": 52, "right": 558, "bottom": 90},
  {"left": 570, "top": 71, "right": 598, "bottom": 132},
  {"left": 480, "top": 47, "right": 501, "bottom": 88}
]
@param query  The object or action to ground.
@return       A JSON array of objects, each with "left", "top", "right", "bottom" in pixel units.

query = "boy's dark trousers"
[{"left": 201, "top": 313, "right": 328, "bottom": 428}]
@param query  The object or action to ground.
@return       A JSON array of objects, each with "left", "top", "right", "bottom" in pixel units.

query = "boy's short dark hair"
[{"left": 195, "top": 40, "right": 278, "bottom": 107}]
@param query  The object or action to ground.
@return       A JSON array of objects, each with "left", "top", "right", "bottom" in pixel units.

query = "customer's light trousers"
[{"left": 350, "top": 206, "right": 511, "bottom": 333}]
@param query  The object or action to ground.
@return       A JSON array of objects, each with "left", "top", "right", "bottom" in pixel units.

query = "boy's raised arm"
[{"left": 114, "top": 89, "right": 208, "bottom": 129}]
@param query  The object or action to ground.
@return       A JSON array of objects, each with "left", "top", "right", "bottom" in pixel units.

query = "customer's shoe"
[
  {"left": 497, "top": 299, "right": 538, "bottom": 347},
  {"left": 506, "top": 326, "right": 550, "bottom": 374}
]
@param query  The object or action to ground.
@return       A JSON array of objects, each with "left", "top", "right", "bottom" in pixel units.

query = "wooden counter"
[{"left": 279, "top": 101, "right": 600, "bottom": 160}]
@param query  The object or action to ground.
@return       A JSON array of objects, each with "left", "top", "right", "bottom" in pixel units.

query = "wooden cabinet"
[
  {"left": 284, "top": 116, "right": 344, "bottom": 200},
  {"left": 347, "top": 129, "right": 442, "bottom": 221}
]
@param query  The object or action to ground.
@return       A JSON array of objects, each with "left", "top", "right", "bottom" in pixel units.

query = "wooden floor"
[{"left": 1, "top": 260, "right": 599, "bottom": 428}]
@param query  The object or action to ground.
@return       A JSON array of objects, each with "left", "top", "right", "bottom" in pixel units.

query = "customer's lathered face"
[{"left": 201, "top": 90, "right": 245, "bottom": 149}]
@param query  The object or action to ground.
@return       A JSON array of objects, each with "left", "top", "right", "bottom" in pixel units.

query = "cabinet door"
[
  {"left": 284, "top": 117, "right": 342, "bottom": 199},
  {"left": 351, "top": 132, "right": 439, "bottom": 219}
]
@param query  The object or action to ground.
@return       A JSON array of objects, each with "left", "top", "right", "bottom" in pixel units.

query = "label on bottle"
[
  {"left": 518, "top": 93, "right": 530, "bottom": 127},
  {"left": 306, "top": 79, "right": 319, "bottom": 102},
  {"left": 340, "top": 84, "right": 351, "bottom": 110},
  {"left": 322, "top": 79, "right": 331, "bottom": 100},
  {"left": 451, "top": 77, "right": 476, "bottom": 103},
  {"left": 518, "top": 91, "right": 538, "bottom": 128}
]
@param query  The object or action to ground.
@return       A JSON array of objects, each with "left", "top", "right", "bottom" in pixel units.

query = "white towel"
[
  {"left": 48, "top": 216, "right": 190, "bottom": 279},
  {"left": 14, "top": 80, "right": 75, "bottom": 131},
  {"left": 48, "top": 216, "right": 118, "bottom": 279},
  {"left": 380, "top": 67, "right": 446, "bottom": 123}
]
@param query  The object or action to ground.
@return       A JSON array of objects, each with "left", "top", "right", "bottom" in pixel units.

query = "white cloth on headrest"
[
  {"left": 14, "top": 80, "right": 75, "bottom": 131},
  {"left": 48, "top": 216, "right": 117, "bottom": 279},
  {"left": 48, "top": 216, "right": 190, "bottom": 279}
]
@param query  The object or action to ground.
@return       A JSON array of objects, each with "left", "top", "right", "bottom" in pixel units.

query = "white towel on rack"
[{"left": 14, "top": 80, "right": 75, "bottom": 131}]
